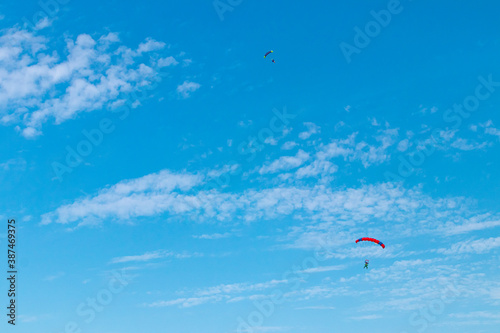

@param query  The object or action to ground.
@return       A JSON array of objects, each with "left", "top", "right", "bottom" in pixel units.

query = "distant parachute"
[
  {"left": 355, "top": 237, "right": 385, "bottom": 249},
  {"left": 264, "top": 50, "right": 273, "bottom": 58}
]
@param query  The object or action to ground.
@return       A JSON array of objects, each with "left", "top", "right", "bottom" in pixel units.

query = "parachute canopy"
[
  {"left": 355, "top": 237, "right": 385, "bottom": 249},
  {"left": 264, "top": 50, "right": 273, "bottom": 58}
]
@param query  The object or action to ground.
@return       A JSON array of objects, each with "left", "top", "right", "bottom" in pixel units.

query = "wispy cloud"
[
  {"left": 146, "top": 295, "right": 226, "bottom": 308},
  {"left": 146, "top": 279, "right": 288, "bottom": 308},
  {"left": 449, "top": 311, "right": 500, "bottom": 319},
  {"left": 41, "top": 169, "right": 204, "bottom": 226},
  {"left": 44, "top": 272, "right": 65, "bottom": 281},
  {"left": 158, "top": 56, "right": 179, "bottom": 67},
  {"left": 0, "top": 158, "right": 26, "bottom": 171},
  {"left": 259, "top": 150, "right": 310, "bottom": 174},
  {"left": 193, "top": 232, "right": 231, "bottom": 240},
  {"left": 299, "top": 265, "right": 346, "bottom": 274},
  {"left": 110, "top": 250, "right": 201, "bottom": 264},
  {"left": 0, "top": 27, "right": 177, "bottom": 138},
  {"left": 350, "top": 314, "right": 382, "bottom": 320},
  {"left": 18, "top": 314, "right": 50, "bottom": 323},
  {"left": 41, "top": 166, "right": 500, "bottom": 249},
  {"left": 177, "top": 81, "right": 200, "bottom": 98},
  {"left": 281, "top": 141, "right": 298, "bottom": 150},
  {"left": 442, "top": 216, "right": 500, "bottom": 235},
  {"left": 450, "top": 138, "right": 488, "bottom": 151},
  {"left": 298, "top": 122, "right": 320, "bottom": 140},
  {"left": 436, "top": 237, "right": 500, "bottom": 255}
]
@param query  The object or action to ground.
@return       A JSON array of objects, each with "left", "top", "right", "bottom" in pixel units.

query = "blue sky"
[{"left": 1, "top": 0, "right": 500, "bottom": 332}]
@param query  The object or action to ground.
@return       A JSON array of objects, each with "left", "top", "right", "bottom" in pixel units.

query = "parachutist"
[
  {"left": 264, "top": 50, "right": 276, "bottom": 64},
  {"left": 364, "top": 260, "right": 369, "bottom": 269}
]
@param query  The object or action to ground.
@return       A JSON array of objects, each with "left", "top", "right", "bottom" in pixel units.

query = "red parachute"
[{"left": 355, "top": 237, "right": 385, "bottom": 249}]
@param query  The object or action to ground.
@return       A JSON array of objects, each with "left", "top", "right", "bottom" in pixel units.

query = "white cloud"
[
  {"left": 22, "top": 215, "right": 32, "bottom": 222},
  {"left": 44, "top": 272, "right": 65, "bottom": 281},
  {"left": 312, "top": 129, "right": 398, "bottom": 168},
  {"left": 264, "top": 136, "right": 278, "bottom": 145},
  {"left": 450, "top": 138, "right": 488, "bottom": 151},
  {"left": 99, "top": 32, "right": 120, "bottom": 44},
  {"left": 176, "top": 81, "right": 200, "bottom": 98},
  {"left": 299, "top": 265, "right": 346, "bottom": 274},
  {"left": 238, "top": 120, "right": 253, "bottom": 127},
  {"left": 449, "top": 311, "right": 500, "bottom": 319},
  {"left": 146, "top": 279, "right": 288, "bottom": 308},
  {"left": 295, "top": 159, "right": 337, "bottom": 179},
  {"left": 350, "top": 314, "right": 382, "bottom": 320},
  {"left": 193, "top": 233, "right": 231, "bottom": 240},
  {"left": 480, "top": 120, "right": 500, "bottom": 139},
  {"left": 18, "top": 314, "right": 50, "bottom": 323},
  {"left": 110, "top": 250, "right": 200, "bottom": 264},
  {"left": 35, "top": 17, "right": 52, "bottom": 30},
  {"left": 295, "top": 306, "right": 335, "bottom": 310},
  {"left": 0, "top": 27, "right": 174, "bottom": 137},
  {"left": 196, "top": 279, "right": 287, "bottom": 297},
  {"left": 490, "top": 288, "right": 500, "bottom": 299},
  {"left": 0, "top": 157, "right": 26, "bottom": 171},
  {"left": 439, "top": 129, "right": 458, "bottom": 141},
  {"left": 441, "top": 215, "right": 500, "bottom": 235},
  {"left": 259, "top": 150, "right": 310, "bottom": 174},
  {"left": 158, "top": 56, "right": 178, "bottom": 67},
  {"left": 298, "top": 122, "right": 320, "bottom": 140},
  {"left": 397, "top": 139, "right": 409, "bottom": 152},
  {"left": 243, "top": 327, "right": 289, "bottom": 332},
  {"left": 147, "top": 295, "right": 226, "bottom": 308},
  {"left": 136, "top": 38, "right": 166, "bottom": 54},
  {"left": 111, "top": 251, "right": 166, "bottom": 263},
  {"left": 485, "top": 127, "right": 500, "bottom": 137},
  {"left": 41, "top": 166, "right": 500, "bottom": 249},
  {"left": 370, "top": 118, "right": 380, "bottom": 126},
  {"left": 417, "top": 105, "right": 438, "bottom": 115},
  {"left": 21, "top": 127, "right": 42, "bottom": 139},
  {"left": 436, "top": 237, "right": 500, "bottom": 255},
  {"left": 41, "top": 170, "right": 204, "bottom": 226},
  {"left": 281, "top": 141, "right": 297, "bottom": 150},
  {"left": 206, "top": 164, "right": 239, "bottom": 179}
]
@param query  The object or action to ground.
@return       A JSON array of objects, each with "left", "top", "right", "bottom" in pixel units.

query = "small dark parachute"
[{"left": 264, "top": 50, "right": 273, "bottom": 58}]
